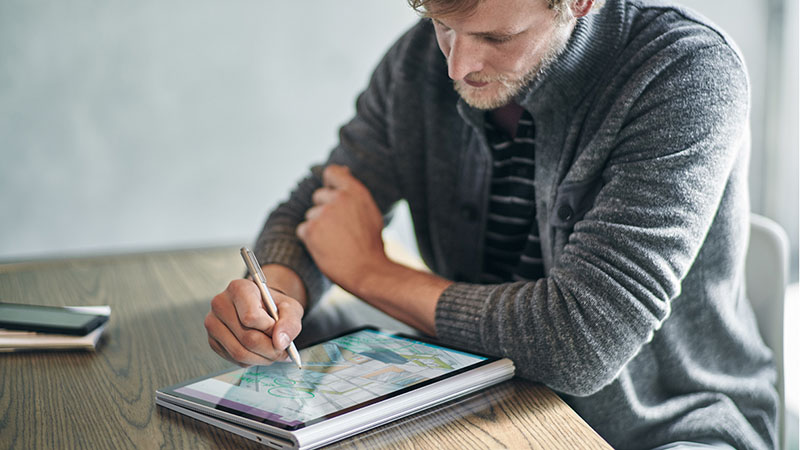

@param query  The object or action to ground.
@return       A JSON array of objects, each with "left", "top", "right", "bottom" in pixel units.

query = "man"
[{"left": 204, "top": 0, "right": 778, "bottom": 448}]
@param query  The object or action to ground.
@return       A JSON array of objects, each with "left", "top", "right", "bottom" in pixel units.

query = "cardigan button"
[{"left": 557, "top": 204, "right": 574, "bottom": 221}]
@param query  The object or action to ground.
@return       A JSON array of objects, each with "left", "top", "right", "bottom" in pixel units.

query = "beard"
[{"left": 453, "top": 23, "right": 573, "bottom": 110}]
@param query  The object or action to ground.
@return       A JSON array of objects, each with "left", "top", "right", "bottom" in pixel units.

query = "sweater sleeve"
[{"left": 435, "top": 42, "right": 750, "bottom": 396}]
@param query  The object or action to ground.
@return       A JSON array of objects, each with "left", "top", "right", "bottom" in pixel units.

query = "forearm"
[{"left": 348, "top": 259, "right": 452, "bottom": 336}]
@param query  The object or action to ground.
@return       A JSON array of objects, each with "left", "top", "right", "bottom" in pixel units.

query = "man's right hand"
[{"left": 204, "top": 265, "right": 306, "bottom": 367}]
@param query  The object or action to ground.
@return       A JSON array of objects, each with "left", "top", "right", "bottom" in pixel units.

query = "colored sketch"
[{"left": 178, "top": 329, "right": 485, "bottom": 426}]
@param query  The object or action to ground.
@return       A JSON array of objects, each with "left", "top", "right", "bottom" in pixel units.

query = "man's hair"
[{"left": 407, "top": 0, "right": 586, "bottom": 20}]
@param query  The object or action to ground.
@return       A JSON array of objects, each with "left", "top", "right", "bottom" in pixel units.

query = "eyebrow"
[
  {"left": 473, "top": 29, "right": 519, "bottom": 39},
  {"left": 433, "top": 19, "right": 521, "bottom": 39}
]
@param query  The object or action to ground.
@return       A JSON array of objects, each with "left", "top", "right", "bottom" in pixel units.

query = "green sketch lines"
[{"left": 194, "top": 329, "right": 485, "bottom": 425}]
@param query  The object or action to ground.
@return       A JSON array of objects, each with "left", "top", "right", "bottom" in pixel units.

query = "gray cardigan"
[{"left": 255, "top": 0, "right": 778, "bottom": 448}]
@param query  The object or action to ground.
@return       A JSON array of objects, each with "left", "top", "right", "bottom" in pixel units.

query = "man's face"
[{"left": 431, "top": 0, "right": 575, "bottom": 110}]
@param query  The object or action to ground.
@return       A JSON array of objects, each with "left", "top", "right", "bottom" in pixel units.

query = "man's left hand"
[{"left": 296, "top": 164, "right": 389, "bottom": 296}]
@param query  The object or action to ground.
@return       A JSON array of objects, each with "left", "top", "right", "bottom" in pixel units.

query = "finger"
[
  {"left": 210, "top": 288, "right": 283, "bottom": 361},
  {"left": 216, "top": 330, "right": 284, "bottom": 366},
  {"left": 271, "top": 296, "right": 304, "bottom": 351},
  {"left": 305, "top": 205, "right": 323, "bottom": 221},
  {"left": 296, "top": 221, "right": 309, "bottom": 241},
  {"left": 207, "top": 334, "right": 229, "bottom": 360},
  {"left": 322, "top": 164, "right": 353, "bottom": 189},
  {"left": 227, "top": 280, "right": 274, "bottom": 330},
  {"left": 312, "top": 187, "right": 337, "bottom": 206},
  {"left": 208, "top": 336, "right": 249, "bottom": 368},
  {"left": 205, "top": 312, "right": 282, "bottom": 366}
]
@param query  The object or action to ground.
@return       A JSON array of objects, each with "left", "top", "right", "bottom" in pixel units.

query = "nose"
[{"left": 446, "top": 35, "right": 484, "bottom": 81}]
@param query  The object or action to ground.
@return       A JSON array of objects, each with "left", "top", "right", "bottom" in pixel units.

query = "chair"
[{"left": 745, "top": 213, "right": 790, "bottom": 449}]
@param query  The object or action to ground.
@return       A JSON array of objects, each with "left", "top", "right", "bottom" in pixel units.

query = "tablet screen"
[{"left": 166, "top": 328, "right": 493, "bottom": 430}]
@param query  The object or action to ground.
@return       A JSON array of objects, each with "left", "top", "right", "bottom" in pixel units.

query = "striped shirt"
[{"left": 480, "top": 108, "right": 545, "bottom": 283}]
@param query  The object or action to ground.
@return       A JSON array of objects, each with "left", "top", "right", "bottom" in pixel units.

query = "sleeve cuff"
[{"left": 435, "top": 282, "right": 497, "bottom": 355}]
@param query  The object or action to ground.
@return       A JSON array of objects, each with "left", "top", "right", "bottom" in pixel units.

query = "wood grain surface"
[{"left": 0, "top": 248, "right": 611, "bottom": 449}]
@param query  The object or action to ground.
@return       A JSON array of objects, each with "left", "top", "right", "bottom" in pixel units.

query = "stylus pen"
[{"left": 240, "top": 247, "right": 303, "bottom": 369}]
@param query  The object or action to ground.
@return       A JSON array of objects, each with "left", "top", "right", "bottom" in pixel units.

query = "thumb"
[{"left": 271, "top": 298, "right": 304, "bottom": 351}]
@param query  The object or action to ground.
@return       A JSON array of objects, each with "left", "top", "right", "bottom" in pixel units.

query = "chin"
[{"left": 455, "top": 82, "right": 513, "bottom": 110}]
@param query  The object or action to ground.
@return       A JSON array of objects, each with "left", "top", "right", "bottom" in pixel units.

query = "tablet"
[{"left": 156, "top": 327, "right": 514, "bottom": 449}]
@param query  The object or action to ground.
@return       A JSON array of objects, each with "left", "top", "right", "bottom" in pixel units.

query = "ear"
[{"left": 570, "top": 0, "right": 594, "bottom": 18}]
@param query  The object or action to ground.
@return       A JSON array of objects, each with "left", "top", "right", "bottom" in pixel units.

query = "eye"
[
  {"left": 433, "top": 19, "right": 451, "bottom": 31},
  {"left": 483, "top": 35, "right": 513, "bottom": 44}
]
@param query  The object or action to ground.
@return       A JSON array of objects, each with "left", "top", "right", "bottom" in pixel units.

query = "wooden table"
[{"left": 0, "top": 247, "right": 611, "bottom": 449}]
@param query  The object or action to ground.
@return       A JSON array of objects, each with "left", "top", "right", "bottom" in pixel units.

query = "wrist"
[
  {"left": 348, "top": 257, "right": 451, "bottom": 336},
  {"left": 262, "top": 264, "right": 308, "bottom": 309},
  {"left": 352, "top": 257, "right": 399, "bottom": 301}
]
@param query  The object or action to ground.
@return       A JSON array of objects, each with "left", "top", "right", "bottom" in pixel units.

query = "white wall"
[
  {"left": 0, "top": 0, "right": 797, "bottom": 273},
  {"left": 0, "top": 1, "right": 418, "bottom": 259}
]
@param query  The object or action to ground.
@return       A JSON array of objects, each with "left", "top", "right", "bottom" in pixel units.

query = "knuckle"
[
  {"left": 203, "top": 313, "right": 215, "bottom": 332},
  {"left": 287, "top": 321, "right": 302, "bottom": 338},
  {"left": 240, "top": 310, "right": 260, "bottom": 328},
  {"left": 302, "top": 220, "right": 316, "bottom": 235},
  {"left": 284, "top": 299, "right": 303, "bottom": 316},
  {"left": 225, "top": 279, "right": 240, "bottom": 293},
  {"left": 240, "top": 330, "right": 264, "bottom": 349},
  {"left": 228, "top": 346, "right": 248, "bottom": 363},
  {"left": 227, "top": 279, "right": 247, "bottom": 296},
  {"left": 210, "top": 294, "right": 225, "bottom": 312},
  {"left": 228, "top": 279, "right": 256, "bottom": 299}
]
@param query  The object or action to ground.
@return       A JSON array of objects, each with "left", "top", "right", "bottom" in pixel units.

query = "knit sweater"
[{"left": 254, "top": 1, "right": 778, "bottom": 448}]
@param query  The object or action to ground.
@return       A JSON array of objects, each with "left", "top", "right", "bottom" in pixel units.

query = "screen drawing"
[{"left": 174, "top": 329, "right": 487, "bottom": 427}]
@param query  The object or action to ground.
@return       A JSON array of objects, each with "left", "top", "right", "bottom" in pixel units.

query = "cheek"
[
  {"left": 502, "top": 41, "right": 545, "bottom": 74},
  {"left": 487, "top": 50, "right": 530, "bottom": 76},
  {"left": 513, "top": 54, "right": 538, "bottom": 74}
]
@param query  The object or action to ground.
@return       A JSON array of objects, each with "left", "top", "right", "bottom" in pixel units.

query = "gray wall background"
[
  {"left": 1, "top": 0, "right": 797, "bottom": 280},
  {"left": 0, "top": 1, "right": 419, "bottom": 258}
]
